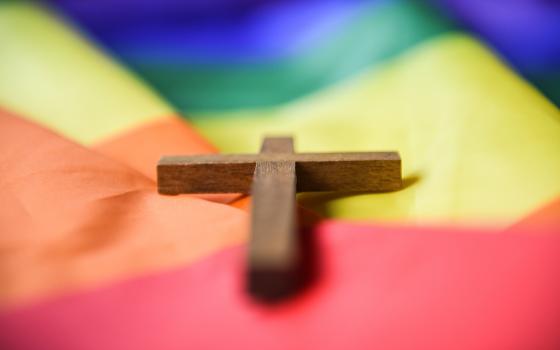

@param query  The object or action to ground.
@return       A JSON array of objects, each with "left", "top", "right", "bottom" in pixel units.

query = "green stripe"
[{"left": 130, "top": 1, "right": 453, "bottom": 112}]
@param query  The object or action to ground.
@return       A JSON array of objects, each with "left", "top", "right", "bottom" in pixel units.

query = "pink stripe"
[{"left": 1, "top": 221, "right": 560, "bottom": 350}]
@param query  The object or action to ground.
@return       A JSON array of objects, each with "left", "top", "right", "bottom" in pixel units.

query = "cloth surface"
[
  {"left": 2, "top": 219, "right": 560, "bottom": 350},
  {"left": 0, "top": 3, "right": 173, "bottom": 144},
  {"left": 432, "top": 0, "right": 560, "bottom": 104},
  {"left": 1, "top": 2, "right": 560, "bottom": 350},
  {"left": 191, "top": 35, "right": 560, "bottom": 224},
  {"left": 51, "top": 0, "right": 560, "bottom": 109},
  {"left": 0, "top": 110, "right": 247, "bottom": 307},
  {"left": 51, "top": 0, "right": 452, "bottom": 110},
  {"left": 2, "top": 4, "right": 559, "bottom": 225}
]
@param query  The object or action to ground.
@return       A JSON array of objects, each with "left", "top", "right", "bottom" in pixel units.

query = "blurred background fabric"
[
  {"left": 1, "top": 1, "right": 560, "bottom": 349},
  {"left": 50, "top": 0, "right": 560, "bottom": 109},
  {"left": 431, "top": 0, "right": 560, "bottom": 104}
]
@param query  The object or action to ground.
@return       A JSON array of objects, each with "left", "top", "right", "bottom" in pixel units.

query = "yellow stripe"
[
  {"left": 192, "top": 34, "right": 560, "bottom": 226},
  {"left": 0, "top": 3, "right": 174, "bottom": 144}
]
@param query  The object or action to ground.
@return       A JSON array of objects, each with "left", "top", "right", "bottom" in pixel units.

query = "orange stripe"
[
  {"left": 0, "top": 109, "right": 248, "bottom": 308},
  {"left": 508, "top": 198, "right": 560, "bottom": 233},
  {"left": 94, "top": 116, "right": 252, "bottom": 207},
  {"left": 93, "top": 116, "right": 217, "bottom": 180}
]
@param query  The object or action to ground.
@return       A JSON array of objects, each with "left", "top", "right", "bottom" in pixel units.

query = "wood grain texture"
[
  {"left": 158, "top": 152, "right": 401, "bottom": 194},
  {"left": 248, "top": 137, "right": 299, "bottom": 299},
  {"left": 156, "top": 136, "right": 403, "bottom": 301}
]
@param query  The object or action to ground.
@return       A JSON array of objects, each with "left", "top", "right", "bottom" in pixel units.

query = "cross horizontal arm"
[
  {"left": 159, "top": 152, "right": 399, "bottom": 165},
  {"left": 158, "top": 152, "right": 401, "bottom": 194}
]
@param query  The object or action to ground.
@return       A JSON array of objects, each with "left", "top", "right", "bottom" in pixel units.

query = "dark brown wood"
[
  {"left": 248, "top": 137, "right": 299, "bottom": 299},
  {"left": 156, "top": 136, "right": 403, "bottom": 301},
  {"left": 158, "top": 152, "right": 401, "bottom": 194}
]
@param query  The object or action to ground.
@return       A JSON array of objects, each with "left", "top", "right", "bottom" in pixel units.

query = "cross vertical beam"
[{"left": 249, "top": 137, "right": 299, "bottom": 299}]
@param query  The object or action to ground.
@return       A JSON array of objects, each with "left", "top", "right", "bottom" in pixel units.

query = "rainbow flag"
[{"left": 1, "top": 1, "right": 560, "bottom": 349}]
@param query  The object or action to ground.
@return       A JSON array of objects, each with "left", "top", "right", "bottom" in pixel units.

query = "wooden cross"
[{"left": 157, "top": 136, "right": 401, "bottom": 300}]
